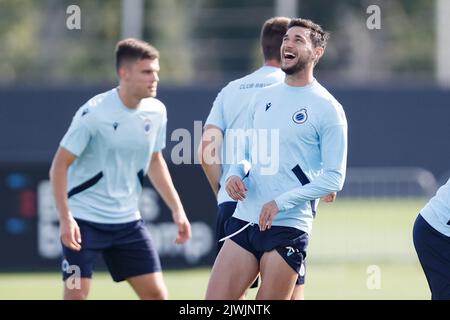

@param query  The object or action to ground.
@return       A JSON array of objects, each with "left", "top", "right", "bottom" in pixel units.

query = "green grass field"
[{"left": 0, "top": 198, "right": 431, "bottom": 300}]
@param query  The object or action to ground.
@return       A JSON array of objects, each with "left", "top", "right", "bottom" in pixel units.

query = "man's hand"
[
  {"left": 225, "top": 176, "right": 247, "bottom": 201},
  {"left": 321, "top": 192, "right": 337, "bottom": 203},
  {"left": 60, "top": 215, "right": 82, "bottom": 251},
  {"left": 259, "top": 200, "right": 279, "bottom": 231},
  {"left": 172, "top": 211, "right": 192, "bottom": 244}
]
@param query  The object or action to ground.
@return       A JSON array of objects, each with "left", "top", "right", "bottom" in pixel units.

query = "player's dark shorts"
[
  {"left": 216, "top": 202, "right": 262, "bottom": 288},
  {"left": 61, "top": 218, "right": 161, "bottom": 282},
  {"left": 216, "top": 202, "right": 238, "bottom": 254},
  {"left": 413, "top": 214, "right": 450, "bottom": 300},
  {"left": 225, "top": 216, "right": 308, "bottom": 285}
]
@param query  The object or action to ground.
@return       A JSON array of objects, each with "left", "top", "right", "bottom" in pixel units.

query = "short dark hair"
[
  {"left": 115, "top": 38, "right": 159, "bottom": 71},
  {"left": 260, "top": 17, "right": 291, "bottom": 62},
  {"left": 287, "top": 18, "right": 330, "bottom": 49}
]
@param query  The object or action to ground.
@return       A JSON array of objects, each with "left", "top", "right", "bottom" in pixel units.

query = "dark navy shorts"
[
  {"left": 413, "top": 214, "right": 450, "bottom": 300},
  {"left": 216, "top": 202, "right": 238, "bottom": 254},
  {"left": 61, "top": 218, "right": 161, "bottom": 282},
  {"left": 224, "top": 216, "right": 308, "bottom": 285},
  {"left": 217, "top": 202, "right": 265, "bottom": 288}
]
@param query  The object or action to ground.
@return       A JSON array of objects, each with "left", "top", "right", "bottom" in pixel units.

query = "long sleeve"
[{"left": 275, "top": 113, "right": 347, "bottom": 211}]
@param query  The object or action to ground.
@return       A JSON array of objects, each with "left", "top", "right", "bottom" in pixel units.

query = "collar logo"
[
  {"left": 292, "top": 108, "right": 308, "bottom": 124},
  {"left": 81, "top": 108, "right": 89, "bottom": 117}
]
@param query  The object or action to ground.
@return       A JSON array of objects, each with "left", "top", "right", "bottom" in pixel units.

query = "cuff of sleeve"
[
  {"left": 60, "top": 144, "right": 81, "bottom": 158},
  {"left": 274, "top": 197, "right": 286, "bottom": 212},
  {"left": 224, "top": 167, "right": 245, "bottom": 182},
  {"left": 224, "top": 160, "right": 251, "bottom": 181},
  {"left": 154, "top": 145, "right": 165, "bottom": 152},
  {"left": 204, "top": 121, "right": 225, "bottom": 131}
]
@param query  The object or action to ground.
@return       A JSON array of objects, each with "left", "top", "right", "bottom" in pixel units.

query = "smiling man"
[
  {"left": 50, "top": 38, "right": 191, "bottom": 300},
  {"left": 206, "top": 18, "right": 348, "bottom": 300}
]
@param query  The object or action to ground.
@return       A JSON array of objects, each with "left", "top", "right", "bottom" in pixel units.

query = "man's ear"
[
  {"left": 315, "top": 47, "right": 324, "bottom": 61},
  {"left": 118, "top": 65, "right": 129, "bottom": 81},
  {"left": 313, "top": 47, "right": 325, "bottom": 65}
]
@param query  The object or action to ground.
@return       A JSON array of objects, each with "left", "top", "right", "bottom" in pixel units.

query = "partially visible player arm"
[
  {"left": 223, "top": 135, "right": 252, "bottom": 201},
  {"left": 198, "top": 125, "right": 223, "bottom": 196},
  {"left": 224, "top": 140, "right": 251, "bottom": 201},
  {"left": 51, "top": 104, "right": 94, "bottom": 249},
  {"left": 148, "top": 151, "right": 191, "bottom": 244},
  {"left": 223, "top": 94, "right": 258, "bottom": 201},
  {"left": 50, "top": 147, "right": 82, "bottom": 251},
  {"left": 321, "top": 192, "right": 337, "bottom": 202}
]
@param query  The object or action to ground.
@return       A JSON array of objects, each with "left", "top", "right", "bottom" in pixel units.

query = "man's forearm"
[
  {"left": 199, "top": 125, "right": 223, "bottom": 196},
  {"left": 148, "top": 153, "right": 183, "bottom": 213},
  {"left": 275, "top": 169, "right": 345, "bottom": 211},
  {"left": 201, "top": 162, "right": 222, "bottom": 195},
  {"left": 50, "top": 162, "right": 71, "bottom": 222}
]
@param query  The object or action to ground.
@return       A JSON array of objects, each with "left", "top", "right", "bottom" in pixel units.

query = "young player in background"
[{"left": 50, "top": 39, "right": 191, "bottom": 300}]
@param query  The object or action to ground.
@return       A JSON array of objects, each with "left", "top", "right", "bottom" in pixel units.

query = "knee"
[
  {"left": 139, "top": 286, "right": 168, "bottom": 300},
  {"left": 63, "top": 277, "right": 90, "bottom": 300},
  {"left": 64, "top": 289, "right": 89, "bottom": 300}
]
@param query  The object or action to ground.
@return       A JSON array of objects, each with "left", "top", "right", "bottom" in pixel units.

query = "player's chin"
[
  {"left": 144, "top": 88, "right": 157, "bottom": 98},
  {"left": 281, "top": 58, "right": 296, "bottom": 69},
  {"left": 281, "top": 62, "right": 296, "bottom": 74}
]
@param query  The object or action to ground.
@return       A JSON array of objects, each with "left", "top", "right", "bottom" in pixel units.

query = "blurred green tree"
[{"left": 0, "top": 0, "right": 436, "bottom": 85}]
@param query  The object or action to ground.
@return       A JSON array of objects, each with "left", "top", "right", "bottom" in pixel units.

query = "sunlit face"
[
  {"left": 280, "top": 26, "right": 316, "bottom": 75},
  {"left": 121, "top": 58, "right": 160, "bottom": 99}
]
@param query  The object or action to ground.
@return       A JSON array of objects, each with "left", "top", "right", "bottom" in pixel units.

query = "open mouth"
[{"left": 283, "top": 52, "right": 296, "bottom": 62}]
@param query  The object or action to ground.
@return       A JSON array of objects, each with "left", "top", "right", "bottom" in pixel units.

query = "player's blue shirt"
[
  {"left": 420, "top": 178, "right": 450, "bottom": 237},
  {"left": 226, "top": 80, "right": 347, "bottom": 234},
  {"left": 60, "top": 88, "right": 167, "bottom": 224},
  {"left": 205, "top": 66, "right": 285, "bottom": 205}
]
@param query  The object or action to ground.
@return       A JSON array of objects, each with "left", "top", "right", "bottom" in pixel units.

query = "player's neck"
[
  {"left": 264, "top": 59, "right": 281, "bottom": 68},
  {"left": 285, "top": 67, "right": 314, "bottom": 87},
  {"left": 117, "top": 86, "right": 140, "bottom": 109}
]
